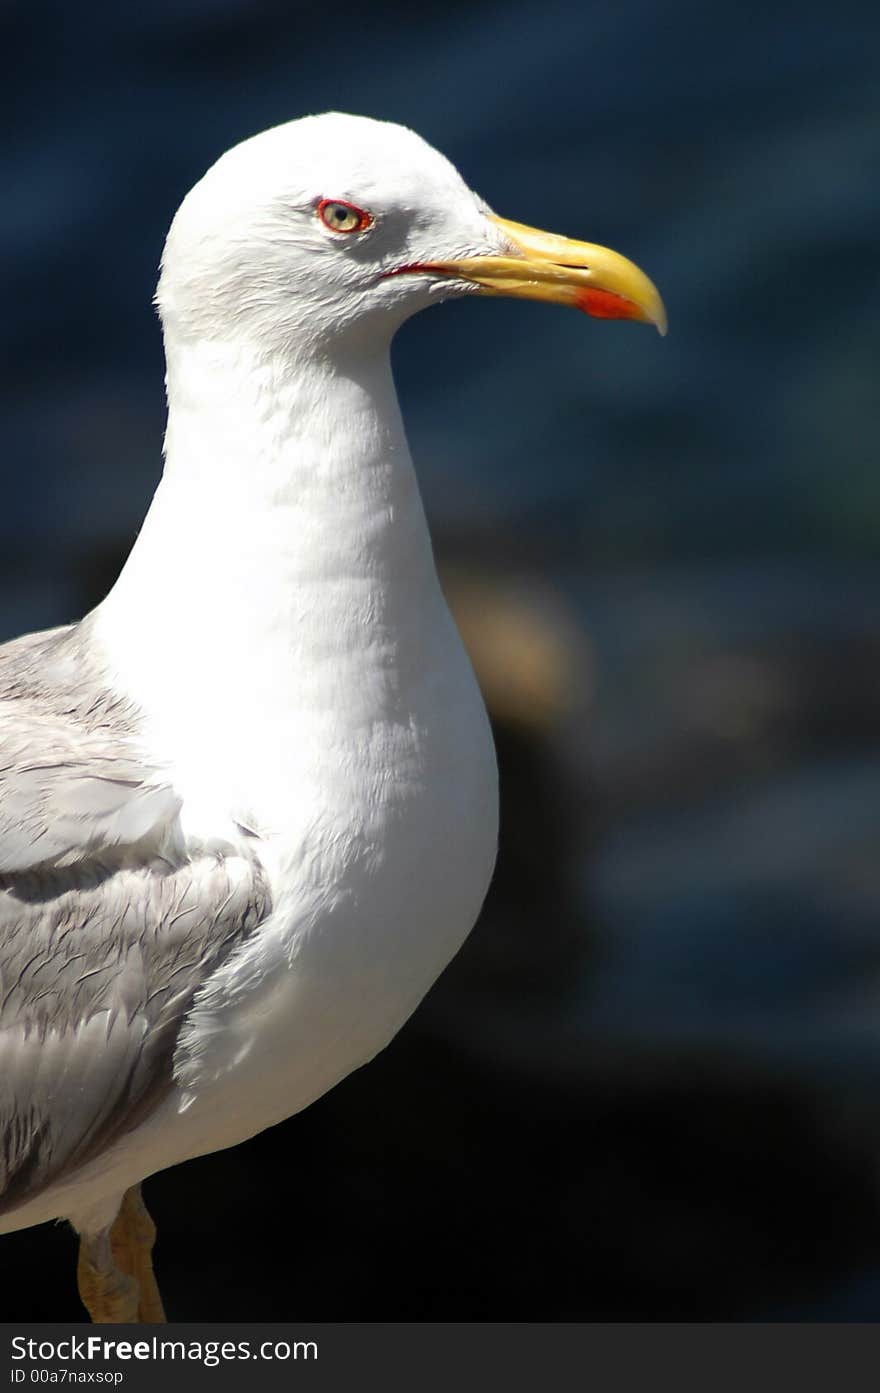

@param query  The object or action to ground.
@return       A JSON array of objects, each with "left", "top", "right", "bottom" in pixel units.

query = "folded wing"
[{"left": 0, "top": 623, "right": 272, "bottom": 1215}]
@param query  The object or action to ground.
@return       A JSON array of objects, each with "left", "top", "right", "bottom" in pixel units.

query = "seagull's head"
[{"left": 157, "top": 112, "right": 666, "bottom": 357}]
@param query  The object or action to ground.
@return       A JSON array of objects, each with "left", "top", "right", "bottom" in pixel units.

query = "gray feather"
[
  {"left": 0, "top": 620, "right": 273, "bottom": 1213},
  {"left": 0, "top": 624, "right": 182, "bottom": 873}
]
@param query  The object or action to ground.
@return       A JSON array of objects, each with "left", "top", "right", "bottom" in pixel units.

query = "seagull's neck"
[{"left": 95, "top": 334, "right": 444, "bottom": 726}]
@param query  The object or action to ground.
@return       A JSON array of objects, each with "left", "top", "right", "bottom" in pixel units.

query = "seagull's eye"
[{"left": 317, "top": 198, "right": 372, "bottom": 234}]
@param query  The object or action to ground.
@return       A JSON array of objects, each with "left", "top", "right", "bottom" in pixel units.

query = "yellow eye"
[{"left": 317, "top": 199, "right": 371, "bottom": 234}]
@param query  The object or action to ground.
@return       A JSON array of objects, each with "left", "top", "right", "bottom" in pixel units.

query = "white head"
[{"left": 157, "top": 112, "right": 665, "bottom": 361}]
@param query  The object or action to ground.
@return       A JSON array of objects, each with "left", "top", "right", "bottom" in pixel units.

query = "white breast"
[
  {"left": 165, "top": 594, "right": 498, "bottom": 1155},
  {"left": 87, "top": 340, "right": 499, "bottom": 1173}
]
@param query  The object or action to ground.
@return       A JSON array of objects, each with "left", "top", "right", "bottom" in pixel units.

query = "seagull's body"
[
  {"left": 0, "top": 113, "right": 664, "bottom": 1319},
  {"left": 0, "top": 356, "right": 496, "bottom": 1241}
]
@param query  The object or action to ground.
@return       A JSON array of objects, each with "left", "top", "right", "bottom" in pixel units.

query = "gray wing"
[{"left": 0, "top": 622, "right": 272, "bottom": 1214}]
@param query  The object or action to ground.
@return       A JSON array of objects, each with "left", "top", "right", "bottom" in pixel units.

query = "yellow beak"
[{"left": 429, "top": 213, "right": 667, "bottom": 335}]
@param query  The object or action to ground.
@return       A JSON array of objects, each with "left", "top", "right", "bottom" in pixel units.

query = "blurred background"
[{"left": 3, "top": 0, "right": 880, "bottom": 1321}]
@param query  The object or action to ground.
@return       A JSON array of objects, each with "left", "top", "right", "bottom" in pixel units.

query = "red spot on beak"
[{"left": 575, "top": 287, "right": 644, "bottom": 322}]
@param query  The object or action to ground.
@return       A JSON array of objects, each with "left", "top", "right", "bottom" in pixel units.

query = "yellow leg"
[
  {"left": 77, "top": 1185, "right": 166, "bottom": 1324},
  {"left": 114, "top": 1186, "right": 166, "bottom": 1323},
  {"left": 77, "top": 1228, "right": 139, "bottom": 1323}
]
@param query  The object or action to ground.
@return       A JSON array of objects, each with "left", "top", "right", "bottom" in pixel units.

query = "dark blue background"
[{"left": 3, "top": 0, "right": 880, "bottom": 1321}]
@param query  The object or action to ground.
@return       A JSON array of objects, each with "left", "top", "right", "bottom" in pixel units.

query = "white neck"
[{"left": 96, "top": 334, "right": 444, "bottom": 720}]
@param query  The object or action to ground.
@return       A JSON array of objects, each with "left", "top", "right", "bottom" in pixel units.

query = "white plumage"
[{"left": 0, "top": 112, "right": 664, "bottom": 1320}]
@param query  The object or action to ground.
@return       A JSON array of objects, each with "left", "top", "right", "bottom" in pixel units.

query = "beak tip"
[{"left": 647, "top": 298, "right": 668, "bottom": 337}]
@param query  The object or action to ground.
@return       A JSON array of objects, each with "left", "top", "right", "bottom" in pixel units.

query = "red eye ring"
[{"left": 316, "top": 198, "right": 373, "bottom": 234}]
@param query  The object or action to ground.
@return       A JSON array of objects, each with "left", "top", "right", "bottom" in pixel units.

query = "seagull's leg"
[
  {"left": 77, "top": 1224, "right": 139, "bottom": 1324},
  {"left": 111, "top": 1185, "right": 166, "bottom": 1323},
  {"left": 76, "top": 1186, "right": 166, "bottom": 1323}
]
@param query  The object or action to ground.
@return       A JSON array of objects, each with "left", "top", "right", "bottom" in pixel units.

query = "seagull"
[{"left": 0, "top": 112, "right": 665, "bottom": 1322}]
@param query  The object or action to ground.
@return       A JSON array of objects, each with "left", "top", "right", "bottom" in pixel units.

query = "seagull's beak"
[{"left": 432, "top": 214, "right": 667, "bottom": 335}]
